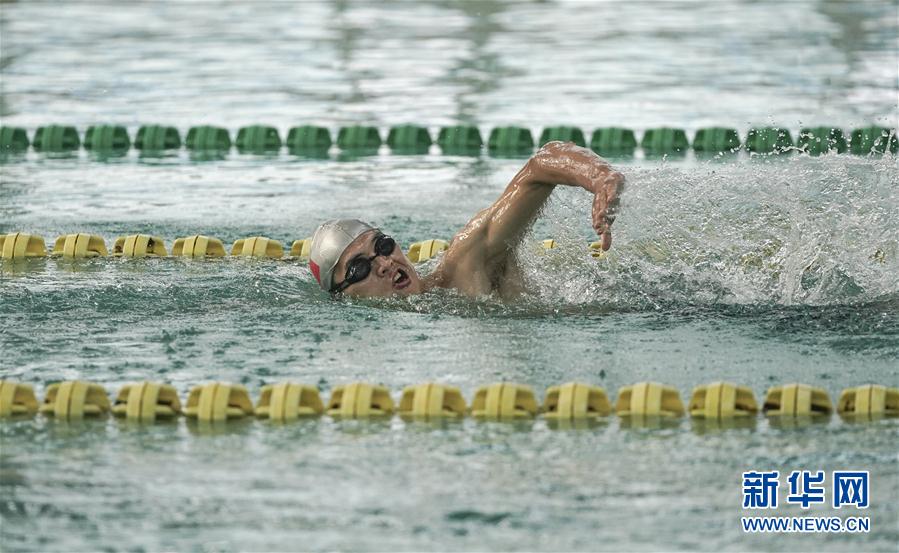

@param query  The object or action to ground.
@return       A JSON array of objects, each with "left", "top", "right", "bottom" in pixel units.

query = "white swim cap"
[{"left": 309, "top": 219, "right": 376, "bottom": 291}]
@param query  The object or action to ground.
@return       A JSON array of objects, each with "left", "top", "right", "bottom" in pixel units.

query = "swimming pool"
[{"left": 1, "top": 1, "right": 897, "bottom": 551}]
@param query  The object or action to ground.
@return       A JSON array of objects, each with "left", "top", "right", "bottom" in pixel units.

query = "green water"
[
  {"left": 2, "top": 153, "right": 897, "bottom": 551},
  {"left": 2, "top": 0, "right": 898, "bottom": 551}
]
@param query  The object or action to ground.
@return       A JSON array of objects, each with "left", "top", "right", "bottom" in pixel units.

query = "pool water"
[{"left": 1, "top": 1, "right": 897, "bottom": 551}]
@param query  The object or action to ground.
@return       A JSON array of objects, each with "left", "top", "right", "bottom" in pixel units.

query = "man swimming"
[{"left": 308, "top": 140, "right": 624, "bottom": 299}]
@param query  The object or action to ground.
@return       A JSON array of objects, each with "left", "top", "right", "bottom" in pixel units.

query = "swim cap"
[{"left": 309, "top": 219, "right": 376, "bottom": 291}]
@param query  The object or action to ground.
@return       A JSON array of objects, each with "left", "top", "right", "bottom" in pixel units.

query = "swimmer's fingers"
[
  {"left": 592, "top": 194, "right": 620, "bottom": 250},
  {"left": 593, "top": 216, "right": 612, "bottom": 250},
  {"left": 591, "top": 171, "right": 623, "bottom": 251}
]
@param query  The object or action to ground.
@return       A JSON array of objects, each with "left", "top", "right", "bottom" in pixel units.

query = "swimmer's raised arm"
[
  {"left": 455, "top": 141, "right": 624, "bottom": 260},
  {"left": 309, "top": 142, "right": 623, "bottom": 299}
]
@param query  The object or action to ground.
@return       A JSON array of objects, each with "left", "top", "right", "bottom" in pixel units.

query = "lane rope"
[
  {"left": 1, "top": 124, "right": 896, "bottom": 156},
  {"left": 2, "top": 380, "right": 896, "bottom": 424}
]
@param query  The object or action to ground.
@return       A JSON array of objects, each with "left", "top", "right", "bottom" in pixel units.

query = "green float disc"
[
  {"left": 185, "top": 126, "right": 231, "bottom": 150},
  {"left": 850, "top": 126, "right": 897, "bottom": 155},
  {"left": 745, "top": 127, "right": 793, "bottom": 153},
  {"left": 33, "top": 125, "right": 80, "bottom": 152},
  {"left": 387, "top": 125, "right": 432, "bottom": 153},
  {"left": 693, "top": 127, "right": 741, "bottom": 153},
  {"left": 488, "top": 126, "right": 534, "bottom": 155},
  {"left": 135, "top": 125, "right": 182, "bottom": 150},
  {"left": 437, "top": 125, "right": 483, "bottom": 154},
  {"left": 641, "top": 128, "right": 690, "bottom": 154},
  {"left": 0, "top": 127, "right": 30, "bottom": 152},
  {"left": 286, "top": 125, "right": 332, "bottom": 152},
  {"left": 236, "top": 125, "right": 282, "bottom": 153},
  {"left": 538, "top": 126, "right": 586, "bottom": 147},
  {"left": 590, "top": 128, "right": 637, "bottom": 154},
  {"left": 797, "top": 127, "right": 847, "bottom": 155},
  {"left": 84, "top": 125, "right": 131, "bottom": 151},
  {"left": 337, "top": 126, "right": 381, "bottom": 150}
]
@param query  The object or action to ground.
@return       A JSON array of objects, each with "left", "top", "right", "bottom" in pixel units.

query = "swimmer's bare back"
[{"left": 423, "top": 141, "right": 624, "bottom": 297}]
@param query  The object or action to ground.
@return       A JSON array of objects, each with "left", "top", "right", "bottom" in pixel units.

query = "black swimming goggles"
[{"left": 331, "top": 233, "right": 397, "bottom": 294}]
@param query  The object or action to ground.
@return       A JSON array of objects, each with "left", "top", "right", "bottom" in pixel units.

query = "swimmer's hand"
[
  {"left": 529, "top": 141, "right": 624, "bottom": 250},
  {"left": 591, "top": 170, "right": 624, "bottom": 250}
]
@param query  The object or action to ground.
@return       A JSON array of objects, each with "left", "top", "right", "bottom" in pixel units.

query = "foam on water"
[{"left": 521, "top": 154, "right": 899, "bottom": 308}]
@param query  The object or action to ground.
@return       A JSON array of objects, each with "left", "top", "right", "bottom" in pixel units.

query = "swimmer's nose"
[{"left": 373, "top": 255, "right": 392, "bottom": 278}]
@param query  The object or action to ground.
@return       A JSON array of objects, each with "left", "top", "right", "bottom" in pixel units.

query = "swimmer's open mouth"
[{"left": 393, "top": 268, "right": 411, "bottom": 290}]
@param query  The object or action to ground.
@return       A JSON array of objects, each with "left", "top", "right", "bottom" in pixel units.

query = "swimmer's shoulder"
[{"left": 425, "top": 241, "right": 493, "bottom": 296}]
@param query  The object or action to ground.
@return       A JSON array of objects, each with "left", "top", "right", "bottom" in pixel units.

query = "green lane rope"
[{"left": 1, "top": 124, "right": 895, "bottom": 157}]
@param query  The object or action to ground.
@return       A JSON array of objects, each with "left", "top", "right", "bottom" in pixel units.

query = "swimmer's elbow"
[
  {"left": 538, "top": 140, "right": 566, "bottom": 151},
  {"left": 535, "top": 140, "right": 579, "bottom": 157}
]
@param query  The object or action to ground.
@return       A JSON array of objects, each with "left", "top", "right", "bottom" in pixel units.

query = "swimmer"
[{"left": 309, "top": 141, "right": 624, "bottom": 299}]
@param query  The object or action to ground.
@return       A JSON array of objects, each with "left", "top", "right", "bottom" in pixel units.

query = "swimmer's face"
[{"left": 332, "top": 230, "right": 423, "bottom": 297}]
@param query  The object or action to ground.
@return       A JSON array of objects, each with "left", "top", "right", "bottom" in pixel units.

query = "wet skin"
[
  {"left": 335, "top": 141, "right": 624, "bottom": 298},
  {"left": 332, "top": 230, "right": 425, "bottom": 297}
]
